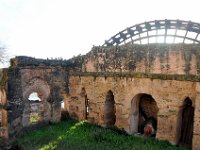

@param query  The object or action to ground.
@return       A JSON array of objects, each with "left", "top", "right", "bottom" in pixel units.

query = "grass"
[{"left": 14, "top": 120, "right": 185, "bottom": 150}]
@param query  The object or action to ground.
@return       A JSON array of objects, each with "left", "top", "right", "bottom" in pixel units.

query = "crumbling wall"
[
  {"left": 3, "top": 43, "right": 200, "bottom": 149},
  {"left": 0, "top": 89, "right": 8, "bottom": 138},
  {"left": 68, "top": 75, "right": 199, "bottom": 148},
  {"left": 67, "top": 43, "right": 200, "bottom": 150},
  {"left": 83, "top": 44, "right": 200, "bottom": 75},
  {"left": 5, "top": 56, "right": 78, "bottom": 142}
]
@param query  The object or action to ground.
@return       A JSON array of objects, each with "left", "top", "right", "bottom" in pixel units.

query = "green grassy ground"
[{"left": 14, "top": 120, "right": 185, "bottom": 150}]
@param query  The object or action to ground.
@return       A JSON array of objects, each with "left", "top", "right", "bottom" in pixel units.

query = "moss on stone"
[{"left": 71, "top": 72, "right": 200, "bottom": 82}]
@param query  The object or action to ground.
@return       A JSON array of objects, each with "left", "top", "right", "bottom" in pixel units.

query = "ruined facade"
[
  {"left": 68, "top": 44, "right": 200, "bottom": 150},
  {"left": 1, "top": 19, "right": 200, "bottom": 149}
]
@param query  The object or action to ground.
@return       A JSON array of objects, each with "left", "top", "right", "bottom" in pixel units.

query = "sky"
[{"left": 0, "top": 0, "right": 200, "bottom": 66}]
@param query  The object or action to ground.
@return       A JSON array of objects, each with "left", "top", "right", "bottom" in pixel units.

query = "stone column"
[{"left": 192, "top": 93, "right": 200, "bottom": 150}]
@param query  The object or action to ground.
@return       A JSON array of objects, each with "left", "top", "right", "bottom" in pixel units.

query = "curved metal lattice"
[{"left": 103, "top": 19, "right": 200, "bottom": 46}]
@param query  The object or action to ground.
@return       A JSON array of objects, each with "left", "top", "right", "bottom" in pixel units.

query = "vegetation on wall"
[
  {"left": 71, "top": 72, "right": 200, "bottom": 82},
  {"left": 30, "top": 113, "right": 40, "bottom": 124},
  {"left": 86, "top": 44, "right": 200, "bottom": 74}
]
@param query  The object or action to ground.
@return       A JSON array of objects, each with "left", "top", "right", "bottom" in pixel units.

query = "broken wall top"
[{"left": 83, "top": 43, "right": 200, "bottom": 76}]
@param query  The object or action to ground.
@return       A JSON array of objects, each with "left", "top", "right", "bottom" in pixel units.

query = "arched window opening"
[
  {"left": 81, "top": 88, "right": 90, "bottom": 120},
  {"left": 28, "top": 92, "right": 41, "bottom": 124},
  {"left": 104, "top": 90, "right": 116, "bottom": 126},
  {"left": 138, "top": 94, "right": 158, "bottom": 137},
  {"left": 28, "top": 92, "right": 41, "bottom": 101},
  {"left": 61, "top": 101, "right": 65, "bottom": 109},
  {"left": 179, "top": 97, "right": 194, "bottom": 149},
  {"left": 85, "top": 95, "right": 90, "bottom": 120}
]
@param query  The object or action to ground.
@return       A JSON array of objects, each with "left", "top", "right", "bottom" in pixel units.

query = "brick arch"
[
  {"left": 130, "top": 93, "right": 158, "bottom": 137},
  {"left": 22, "top": 78, "right": 51, "bottom": 127},
  {"left": 23, "top": 78, "right": 50, "bottom": 101}
]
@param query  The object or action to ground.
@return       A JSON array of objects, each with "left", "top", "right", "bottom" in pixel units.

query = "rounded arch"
[
  {"left": 22, "top": 78, "right": 51, "bottom": 127},
  {"left": 130, "top": 93, "right": 158, "bottom": 137},
  {"left": 23, "top": 78, "right": 50, "bottom": 101},
  {"left": 104, "top": 90, "right": 116, "bottom": 126},
  {"left": 177, "top": 97, "right": 194, "bottom": 149},
  {"left": 103, "top": 19, "right": 200, "bottom": 46}
]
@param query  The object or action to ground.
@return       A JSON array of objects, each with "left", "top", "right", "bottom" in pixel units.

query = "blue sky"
[{"left": 0, "top": 0, "right": 199, "bottom": 64}]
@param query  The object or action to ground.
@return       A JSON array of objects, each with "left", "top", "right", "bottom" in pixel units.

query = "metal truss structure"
[{"left": 103, "top": 19, "right": 200, "bottom": 46}]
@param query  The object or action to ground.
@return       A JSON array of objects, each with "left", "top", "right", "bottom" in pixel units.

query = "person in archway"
[{"left": 143, "top": 117, "right": 157, "bottom": 137}]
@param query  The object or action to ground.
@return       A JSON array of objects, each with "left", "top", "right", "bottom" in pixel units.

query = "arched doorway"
[
  {"left": 28, "top": 92, "right": 41, "bottom": 124},
  {"left": 104, "top": 90, "right": 116, "bottom": 126},
  {"left": 178, "top": 97, "right": 194, "bottom": 149},
  {"left": 130, "top": 94, "right": 158, "bottom": 137},
  {"left": 22, "top": 79, "right": 51, "bottom": 127}
]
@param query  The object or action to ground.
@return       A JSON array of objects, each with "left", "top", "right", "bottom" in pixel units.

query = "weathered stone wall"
[
  {"left": 83, "top": 44, "right": 200, "bottom": 75},
  {"left": 1, "top": 43, "right": 200, "bottom": 149},
  {"left": 0, "top": 89, "right": 8, "bottom": 139},
  {"left": 0, "top": 71, "right": 8, "bottom": 150},
  {"left": 67, "top": 75, "right": 199, "bottom": 148},
  {"left": 66, "top": 43, "right": 200, "bottom": 150},
  {"left": 5, "top": 66, "right": 70, "bottom": 141}
]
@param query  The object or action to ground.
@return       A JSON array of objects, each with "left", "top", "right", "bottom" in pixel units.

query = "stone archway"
[
  {"left": 104, "top": 90, "right": 116, "bottom": 126},
  {"left": 22, "top": 78, "right": 51, "bottom": 127},
  {"left": 130, "top": 93, "right": 158, "bottom": 137},
  {"left": 178, "top": 97, "right": 194, "bottom": 149}
]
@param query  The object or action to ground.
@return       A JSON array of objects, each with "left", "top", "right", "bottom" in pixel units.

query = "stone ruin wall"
[
  {"left": 83, "top": 44, "right": 200, "bottom": 75},
  {"left": 67, "top": 44, "right": 200, "bottom": 150},
  {"left": 0, "top": 56, "right": 84, "bottom": 146},
  {"left": 0, "top": 89, "right": 8, "bottom": 138},
  {"left": 0, "top": 44, "right": 200, "bottom": 149},
  {"left": 6, "top": 66, "right": 68, "bottom": 140},
  {"left": 68, "top": 75, "right": 199, "bottom": 144},
  {"left": 0, "top": 70, "right": 8, "bottom": 149},
  {"left": 0, "top": 55, "right": 86, "bottom": 147}
]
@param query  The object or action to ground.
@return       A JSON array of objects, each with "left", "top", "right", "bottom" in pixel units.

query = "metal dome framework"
[{"left": 103, "top": 19, "right": 200, "bottom": 46}]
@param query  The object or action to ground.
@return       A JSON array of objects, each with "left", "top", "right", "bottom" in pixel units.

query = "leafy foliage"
[
  {"left": 14, "top": 120, "right": 185, "bottom": 150},
  {"left": 29, "top": 113, "right": 40, "bottom": 124}
]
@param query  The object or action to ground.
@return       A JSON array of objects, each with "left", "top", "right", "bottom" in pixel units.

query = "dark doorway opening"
[
  {"left": 85, "top": 95, "right": 89, "bottom": 120},
  {"left": 138, "top": 94, "right": 158, "bottom": 137},
  {"left": 179, "top": 97, "right": 194, "bottom": 149},
  {"left": 104, "top": 90, "right": 116, "bottom": 126}
]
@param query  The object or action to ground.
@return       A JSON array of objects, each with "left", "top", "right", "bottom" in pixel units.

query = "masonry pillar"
[
  {"left": 193, "top": 83, "right": 200, "bottom": 150},
  {"left": 193, "top": 93, "right": 200, "bottom": 150}
]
